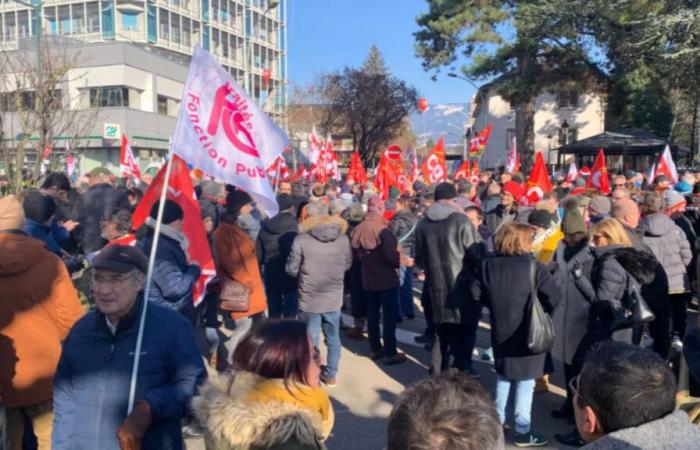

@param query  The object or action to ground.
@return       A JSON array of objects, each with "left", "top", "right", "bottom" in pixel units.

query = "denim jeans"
[
  {"left": 494, "top": 375, "right": 536, "bottom": 434},
  {"left": 222, "top": 313, "right": 263, "bottom": 366},
  {"left": 264, "top": 274, "right": 298, "bottom": 318},
  {"left": 366, "top": 288, "right": 399, "bottom": 356},
  {"left": 299, "top": 310, "right": 342, "bottom": 379},
  {"left": 399, "top": 267, "right": 415, "bottom": 318}
]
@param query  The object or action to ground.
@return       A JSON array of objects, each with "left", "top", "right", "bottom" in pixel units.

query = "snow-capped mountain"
[{"left": 409, "top": 102, "right": 471, "bottom": 148}]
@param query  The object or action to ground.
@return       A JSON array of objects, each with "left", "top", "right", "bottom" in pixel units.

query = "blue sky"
[{"left": 286, "top": 0, "right": 478, "bottom": 105}]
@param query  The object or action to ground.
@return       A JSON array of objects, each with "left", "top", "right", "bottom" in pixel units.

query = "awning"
[{"left": 558, "top": 128, "right": 690, "bottom": 156}]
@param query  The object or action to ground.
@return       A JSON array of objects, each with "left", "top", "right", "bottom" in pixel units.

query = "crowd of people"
[{"left": 2, "top": 163, "right": 700, "bottom": 449}]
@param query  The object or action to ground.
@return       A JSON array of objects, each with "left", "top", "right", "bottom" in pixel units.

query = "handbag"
[
  {"left": 611, "top": 276, "right": 655, "bottom": 331},
  {"left": 219, "top": 278, "right": 250, "bottom": 312},
  {"left": 527, "top": 259, "right": 555, "bottom": 353}
]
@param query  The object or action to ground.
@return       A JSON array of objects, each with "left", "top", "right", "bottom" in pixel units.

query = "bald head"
[{"left": 612, "top": 199, "right": 640, "bottom": 229}]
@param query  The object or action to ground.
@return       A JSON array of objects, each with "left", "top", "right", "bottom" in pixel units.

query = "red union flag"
[
  {"left": 453, "top": 160, "right": 470, "bottom": 181},
  {"left": 421, "top": 137, "right": 447, "bottom": 184},
  {"left": 172, "top": 46, "right": 287, "bottom": 216},
  {"left": 655, "top": 145, "right": 678, "bottom": 183},
  {"left": 120, "top": 134, "right": 142, "bottom": 180},
  {"left": 526, "top": 151, "right": 553, "bottom": 204},
  {"left": 586, "top": 148, "right": 610, "bottom": 194},
  {"left": 132, "top": 155, "right": 216, "bottom": 306}
]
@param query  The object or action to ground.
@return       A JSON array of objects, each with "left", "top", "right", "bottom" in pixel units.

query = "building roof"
[{"left": 559, "top": 127, "right": 690, "bottom": 156}]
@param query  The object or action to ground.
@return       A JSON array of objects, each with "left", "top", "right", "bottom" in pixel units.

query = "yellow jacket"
[{"left": 532, "top": 226, "right": 564, "bottom": 264}]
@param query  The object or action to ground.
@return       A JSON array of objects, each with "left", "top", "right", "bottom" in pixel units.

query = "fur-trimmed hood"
[
  {"left": 192, "top": 372, "right": 327, "bottom": 450},
  {"left": 300, "top": 215, "right": 348, "bottom": 242}
]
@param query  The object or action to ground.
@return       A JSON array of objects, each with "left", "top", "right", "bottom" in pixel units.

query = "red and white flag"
[
  {"left": 266, "top": 156, "right": 291, "bottom": 183},
  {"left": 132, "top": 155, "right": 216, "bottom": 306},
  {"left": 41, "top": 144, "right": 53, "bottom": 161},
  {"left": 566, "top": 162, "right": 578, "bottom": 183},
  {"left": 309, "top": 126, "right": 322, "bottom": 165},
  {"left": 421, "top": 137, "right": 447, "bottom": 184},
  {"left": 453, "top": 160, "right": 471, "bottom": 181},
  {"left": 120, "top": 134, "right": 142, "bottom": 180},
  {"left": 586, "top": 148, "right": 610, "bottom": 194},
  {"left": 655, "top": 145, "right": 678, "bottom": 182},
  {"left": 525, "top": 151, "right": 553, "bottom": 204},
  {"left": 171, "top": 46, "right": 287, "bottom": 216}
]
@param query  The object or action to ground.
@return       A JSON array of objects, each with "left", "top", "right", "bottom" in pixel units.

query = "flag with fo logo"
[{"left": 172, "top": 46, "right": 288, "bottom": 216}]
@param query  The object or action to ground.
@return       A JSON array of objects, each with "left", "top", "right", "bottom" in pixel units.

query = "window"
[
  {"left": 89, "top": 86, "right": 129, "bottom": 107},
  {"left": 557, "top": 89, "right": 579, "bottom": 108},
  {"left": 86, "top": 2, "right": 100, "bottom": 33},
  {"left": 4, "top": 12, "right": 16, "bottom": 41},
  {"left": 121, "top": 11, "right": 138, "bottom": 31},
  {"left": 17, "top": 10, "right": 30, "bottom": 38},
  {"left": 58, "top": 5, "right": 70, "bottom": 34},
  {"left": 158, "top": 8, "right": 169, "bottom": 40},
  {"left": 157, "top": 95, "right": 168, "bottom": 114},
  {"left": 72, "top": 4, "right": 85, "bottom": 34},
  {"left": 171, "top": 12, "right": 180, "bottom": 43}
]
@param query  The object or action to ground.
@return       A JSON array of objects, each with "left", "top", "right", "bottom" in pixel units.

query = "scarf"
[
  {"left": 351, "top": 212, "right": 387, "bottom": 250},
  {"left": 145, "top": 216, "right": 189, "bottom": 253}
]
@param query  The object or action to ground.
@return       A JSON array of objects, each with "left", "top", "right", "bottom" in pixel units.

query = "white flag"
[
  {"left": 172, "top": 46, "right": 288, "bottom": 216},
  {"left": 566, "top": 163, "right": 578, "bottom": 183},
  {"left": 505, "top": 136, "right": 517, "bottom": 174}
]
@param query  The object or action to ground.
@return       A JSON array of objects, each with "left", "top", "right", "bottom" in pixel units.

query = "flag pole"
[{"left": 127, "top": 144, "right": 175, "bottom": 413}]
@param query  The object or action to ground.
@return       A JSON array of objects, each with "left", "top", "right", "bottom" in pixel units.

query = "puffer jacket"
[
  {"left": 52, "top": 297, "right": 206, "bottom": 450},
  {"left": 641, "top": 213, "right": 692, "bottom": 293},
  {"left": 192, "top": 372, "right": 331, "bottom": 450},
  {"left": 137, "top": 228, "right": 201, "bottom": 322},
  {"left": 389, "top": 209, "right": 418, "bottom": 257},
  {"left": 415, "top": 202, "right": 487, "bottom": 324},
  {"left": 286, "top": 215, "right": 352, "bottom": 313},
  {"left": 551, "top": 240, "right": 596, "bottom": 365},
  {"left": 256, "top": 211, "right": 299, "bottom": 292}
]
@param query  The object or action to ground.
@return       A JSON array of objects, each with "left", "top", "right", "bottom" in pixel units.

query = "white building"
[
  {"left": 0, "top": 0, "right": 287, "bottom": 173},
  {"left": 469, "top": 83, "right": 606, "bottom": 169}
]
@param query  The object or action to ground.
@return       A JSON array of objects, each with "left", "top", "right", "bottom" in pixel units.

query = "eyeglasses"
[
  {"left": 569, "top": 375, "right": 592, "bottom": 407},
  {"left": 91, "top": 273, "right": 135, "bottom": 287}
]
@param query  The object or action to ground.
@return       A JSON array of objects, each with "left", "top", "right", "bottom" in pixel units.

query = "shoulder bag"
[
  {"left": 527, "top": 259, "right": 555, "bottom": 353},
  {"left": 219, "top": 236, "right": 251, "bottom": 312}
]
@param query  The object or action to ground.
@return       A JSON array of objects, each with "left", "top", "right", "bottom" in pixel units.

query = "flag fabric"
[
  {"left": 266, "top": 156, "right": 290, "bottom": 184},
  {"left": 453, "top": 160, "right": 471, "bottom": 181},
  {"left": 586, "top": 148, "right": 610, "bottom": 194},
  {"left": 505, "top": 136, "right": 519, "bottom": 174},
  {"left": 292, "top": 163, "right": 310, "bottom": 183},
  {"left": 648, "top": 163, "right": 657, "bottom": 184},
  {"left": 468, "top": 124, "right": 493, "bottom": 158},
  {"left": 309, "top": 126, "right": 322, "bottom": 166},
  {"left": 171, "top": 45, "right": 287, "bottom": 216},
  {"left": 525, "top": 151, "right": 553, "bottom": 204},
  {"left": 375, "top": 153, "right": 401, "bottom": 200},
  {"left": 120, "top": 134, "right": 142, "bottom": 180},
  {"left": 66, "top": 153, "right": 75, "bottom": 177},
  {"left": 132, "top": 155, "right": 216, "bottom": 306},
  {"left": 566, "top": 163, "right": 578, "bottom": 183},
  {"left": 41, "top": 144, "right": 53, "bottom": 160},
  {"left": 345, "top": 151, "right": 368, "bottom": 185},
  {"left": 655, "top": 145, "right": 678, "bottom": 182},
  {"left": 406, "top": 146, "right": 420, "bottom": 183},
  {"left": 421, "top": 137, "right": 447, "bottom": 184}
]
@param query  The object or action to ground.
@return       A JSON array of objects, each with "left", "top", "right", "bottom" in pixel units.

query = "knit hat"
[
  {"left": 226, "top": 190, "right": 253, "bottom": 214},
  {"left": 367, "top": 195, "right": 386, "bottom": 214},
  {"left": 276, "top": 194, "right": 295, "bottom": 212},
  {"left": 528, "top": 209, "right": 552, "bottom": 229},
  {"left": 675, "top": 181, "right": 692, "bottom": 195},
  {"left": 0, "top": 194, "right": 25, "bottom": 231},
  {"left": 306, "top": 200, "right": 329, "bottom": 217},
  {"left": 502, "top": 181, "right": 525, "bottom": 201},
  {"left": 664, "top": 190, "right": 686, "bottom": 210},
  {"left": 434, "top": 182, "right": 458, "bottom": 201},
  {"left": 388, "top": 186, "right": 401, "bottom": 200},
  {"left": 589, "top": 196, "right": 611, "bottom": 216},
  {"left": 561, "top": 210, "right": 587, "bottom": 235},
  {"left": 22, "top": 191, "right": 57, "bottom": 224},
  {"left": 329, "top": 199, "right": 346, "bottom": 216},
  {"left": 347, "top": 203, "right": 365, "bottom": 223},
  {"left": 150, "top": 199, "right": 184, "bottom": 224}
]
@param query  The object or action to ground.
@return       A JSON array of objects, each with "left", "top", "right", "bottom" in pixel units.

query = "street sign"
[
  {"left": 386, "top": 144, "right": 402, "bottom": 161},
  {"left": 103, "top": 123, "right": 121, "bottom": 140}
]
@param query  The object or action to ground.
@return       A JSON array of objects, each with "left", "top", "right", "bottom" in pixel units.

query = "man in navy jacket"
[{"left": 52, "top": 245, "right": 206, "bottom": 450}]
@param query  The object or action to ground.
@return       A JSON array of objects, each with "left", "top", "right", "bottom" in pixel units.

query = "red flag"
[
  {"left": 132, "top": 155, "right": 216, "bottom": 306},
  {"left": 656, "top": 145, "right": 678, "bottom": 182},
  {"left": 585, "top": 148, "right": 610, "bottom": 194},
  {"left": 375, "top": 153, "right": 403, "bottom": 200},
  {"left": 525, "top": 151, "right": 553, "bottom": 204},
  {"left": 346, "top": 151, "right": 368, "bottom": 185},
  {"left": 421, "top": 137, "right": 447, "bottom": 184},
  {"left": 266, "top": 156, "right": 290, "bottom": 184},
  {"left": 453, "top": 160, "right": 471, "bottom": 181},
  {"left": 41, "top": 145, "right": 53, "bottom": 160},
  {"left": 469, "top": 124, "right": 493, "bottom": 158},
  {"left": 120, "top": 134, "right": 142, "bottom": 180}
]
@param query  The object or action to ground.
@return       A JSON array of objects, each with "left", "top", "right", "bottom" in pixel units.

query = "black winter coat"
[
  {"left": 137, "top": 232, "right": 201, "bottom": 322},
  {"left": 484, "top": 204, "right": 531, "bottom": 234},
  {"left": 415, "top": 202, "right": 486, "bottom": 324},
  {"left": 78, "top": 183, "right": 130, "bottom": 253},
  {"left": 476, "top": 254, "right": 561, "bottom": 380},
  {"left": 256, "top": 211, "right": 298, "bottom": 292},
  {"left": 551, "top": 240, "right": 596, "bottom": 365}
]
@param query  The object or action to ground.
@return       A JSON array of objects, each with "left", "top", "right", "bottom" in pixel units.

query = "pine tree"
[{"left": 362, "top": 45, "right": 389, "bottom": 76}]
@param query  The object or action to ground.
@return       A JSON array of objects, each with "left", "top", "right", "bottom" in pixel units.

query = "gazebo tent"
[{"left": 557, "top": 128, "right": 691, "bottom": 171}]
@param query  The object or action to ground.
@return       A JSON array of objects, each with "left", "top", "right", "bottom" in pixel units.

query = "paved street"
[{"left": 186, "top": 289, "right": 578, "bottom": 450}]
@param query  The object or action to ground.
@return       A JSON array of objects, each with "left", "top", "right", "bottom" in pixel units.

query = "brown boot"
[{"left": 535, "top": 374, "right": 550, "bottom": 393}]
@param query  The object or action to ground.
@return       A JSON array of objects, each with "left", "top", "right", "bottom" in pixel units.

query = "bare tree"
[{"left": 0, "top": 37, "right": 97, "bottom": 193}]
